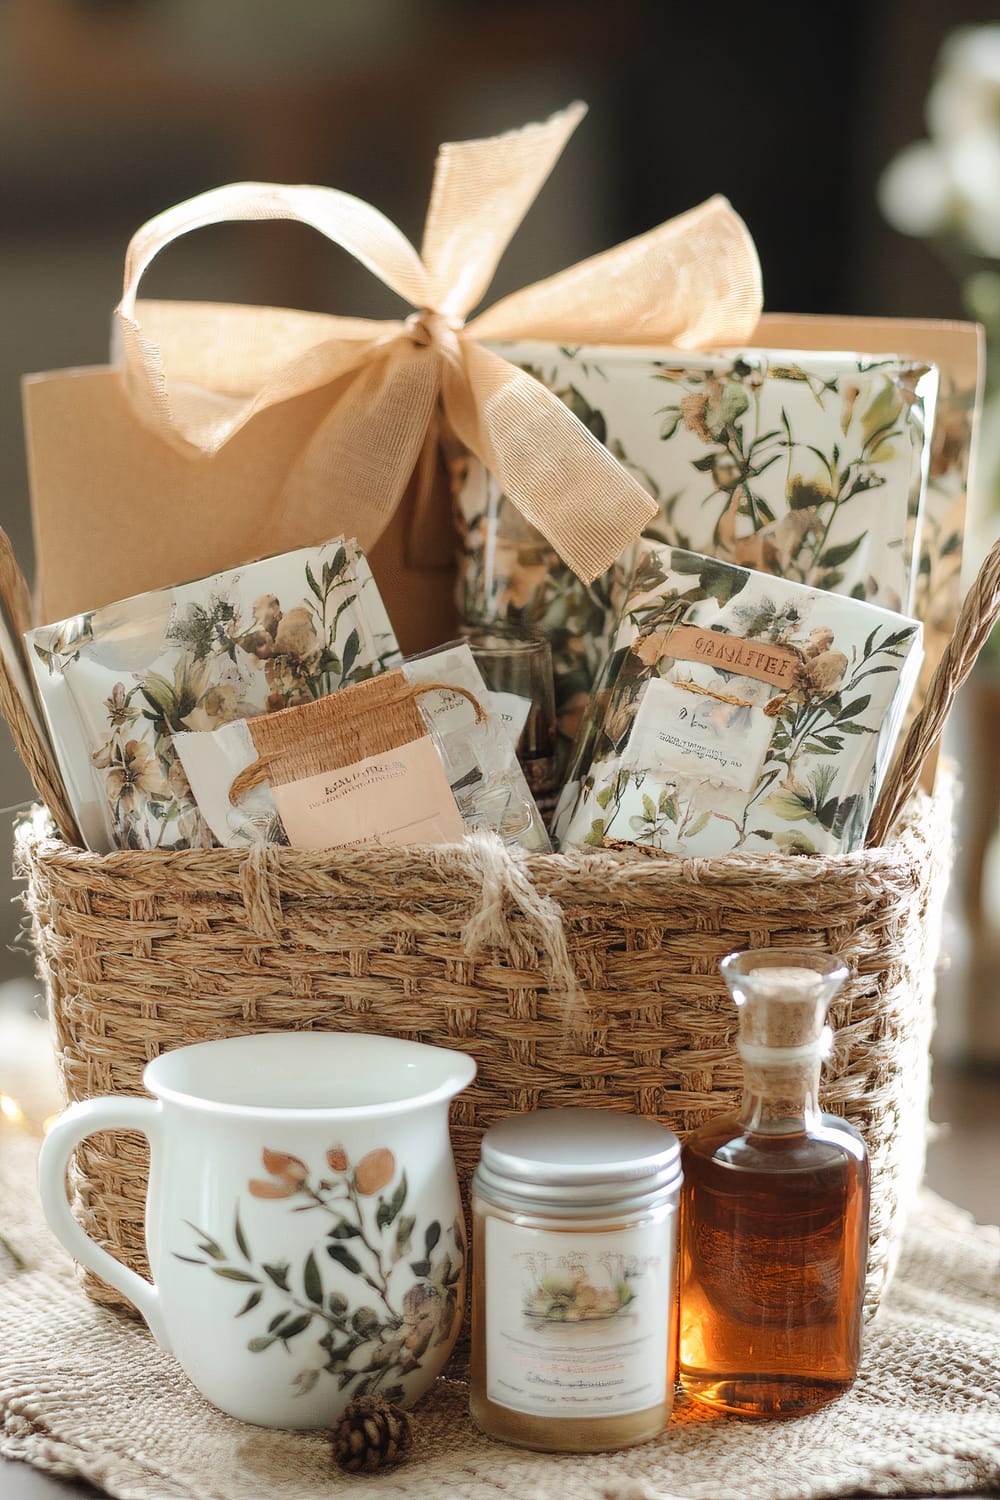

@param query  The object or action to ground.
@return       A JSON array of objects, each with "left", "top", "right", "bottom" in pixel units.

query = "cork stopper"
[{"left": 720, "top": 949, "right": 849, "bottom": 1052}]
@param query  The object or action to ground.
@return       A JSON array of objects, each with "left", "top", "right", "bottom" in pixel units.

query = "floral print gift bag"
[{"left": 26, "top": 537, "right": 401, "bottom": 852}]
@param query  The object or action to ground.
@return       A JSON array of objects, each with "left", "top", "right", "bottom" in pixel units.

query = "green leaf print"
[
  {"left": 818, "top": 536, "right": 866, "bottom": 569},
  {"left": 304, "top": 1251, "right": 324, "bottom": 1307},
  {"left": 175, "top": 1144, "right": 463, "bottom": 1402}
]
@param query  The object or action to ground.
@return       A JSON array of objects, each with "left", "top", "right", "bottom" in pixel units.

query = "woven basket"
[{"left": 6, "top": 535, "right": 1000, "bottom": 1325}]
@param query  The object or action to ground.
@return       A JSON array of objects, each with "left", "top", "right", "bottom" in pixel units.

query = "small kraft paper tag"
[
  {"left": 654, "top": 624, "right": 801, "bottom": 689},
  {"left": 270, "top": 736, "right": 465, "bottom": 850},
  {"left": 233, "top": 668, "right": 468, "bottom": 850}
]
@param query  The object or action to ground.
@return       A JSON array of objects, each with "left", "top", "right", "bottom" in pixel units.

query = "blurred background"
[{"left": 0, "top": 0, "right": 997, "bottom": 1072}]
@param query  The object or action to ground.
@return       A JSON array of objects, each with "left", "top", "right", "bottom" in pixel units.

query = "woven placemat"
[{"left": 1, "top": 1118, "right": 998, "bottom": 1500}]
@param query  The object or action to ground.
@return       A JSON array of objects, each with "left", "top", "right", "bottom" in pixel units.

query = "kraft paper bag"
[
  {"left": 22, "top": 364, "right": 457, "bottom": 656},
  {"left": 21, "top": 104, "right": 763, "bottom": 649}
]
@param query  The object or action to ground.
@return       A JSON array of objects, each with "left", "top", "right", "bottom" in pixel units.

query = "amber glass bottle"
[{"left": 678, "top": 949, "right": 870, "bottom": 1419}]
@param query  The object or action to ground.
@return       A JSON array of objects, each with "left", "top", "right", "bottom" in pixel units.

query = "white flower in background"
[
  {"left": 878, "top": 140, "right": 954, "bottom": 239},
  {"left": 927, "top": 25, "right": 1000, "bottom": 142},
  {"left": 878, "top": 24, "right": 1000, "bottom": 259}
]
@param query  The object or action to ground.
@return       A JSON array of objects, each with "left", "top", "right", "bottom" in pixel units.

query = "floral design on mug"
[{"left": 175, "top": 1144, "right": 464, "bottom": 1404}]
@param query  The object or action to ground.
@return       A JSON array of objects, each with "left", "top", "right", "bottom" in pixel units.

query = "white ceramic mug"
[{"left": 38, "top": 1032, "right": 476, "bottom": 1428}]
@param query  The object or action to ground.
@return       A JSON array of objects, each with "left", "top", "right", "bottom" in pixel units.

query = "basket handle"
[
  {"left": 867, "top": 534, "right": 1000, "bottom": 847},
  {"left": 0, "top": 526, "right": 81, "bottom": 845}
]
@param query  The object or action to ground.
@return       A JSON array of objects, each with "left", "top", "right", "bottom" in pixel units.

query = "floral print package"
[
  {"left": 552, "top": 543, "right": 923, "bottom": 859},
  {"left": 454, "top": 341, "right": 937, "bottom": 750},
  {"left": 171, "top": 642, "right": 551, "bottom": 853},
  {"left": 26, "top": 537, "right": 401, "bottom": 851}
]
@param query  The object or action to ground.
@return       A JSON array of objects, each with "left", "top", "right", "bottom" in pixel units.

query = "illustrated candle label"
[
  {"left": 620, "top": 676, "right": 775, "bottom": 793},
  {"left": 485, "top": 1217, "right": 674, "bottom": 1419},
  {"left": 270, "top": 737, "right": 465, "bottom": 849}
]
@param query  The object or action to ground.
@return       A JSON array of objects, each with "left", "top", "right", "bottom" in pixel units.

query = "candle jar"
[
  {"left": 470, "top": 1108, "right": 682, "bottom": 1452},
  {"left": 460, "top": 628, "right": 559, "bottom": 805}
]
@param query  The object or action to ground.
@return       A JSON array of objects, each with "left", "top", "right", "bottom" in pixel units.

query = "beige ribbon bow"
[{"left": 115, "top": 102, "right": 762, "bottom": 585}]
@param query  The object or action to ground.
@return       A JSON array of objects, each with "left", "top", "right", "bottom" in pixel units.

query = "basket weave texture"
[
  {"left": 18, "top": 770, "right": 952, "bottom": 1322},
  {"left": 7, "top": 536, "right": 998, "bottom": 1330}
]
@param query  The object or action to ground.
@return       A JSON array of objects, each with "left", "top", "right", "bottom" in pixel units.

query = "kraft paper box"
[
  {"left": 455, "top": 338, "right": 938, "bottom": 747},
  {"left": 22, "top": 366, "right": 459, "bottom": 661},
  {"left": 26, "top": 537, "right": 401, "bottom": 852},
  {"left": 552, "top": 543, "right": 923, "bottom": 859}
]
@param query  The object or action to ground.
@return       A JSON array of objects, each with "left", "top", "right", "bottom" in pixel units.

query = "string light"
[
  {"left": 0, "top": 1086, "right": 59, "bottom": 1134},
  {"left": 0, "top": 1092, "right": 26, "bottom": 1125}
]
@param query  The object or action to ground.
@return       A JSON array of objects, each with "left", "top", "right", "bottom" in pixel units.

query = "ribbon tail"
[
  {"left": 404, "top": 411, "right": 456, "bottom": 571},
  {"left": 276, "top": 337, "right": 442, "bottom": 554},
  {"left": 445, "top": 341, "right": 656, "bottom": 585}
]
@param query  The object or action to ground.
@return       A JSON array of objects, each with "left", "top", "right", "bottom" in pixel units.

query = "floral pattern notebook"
[
  {"left": 27, "top": 537, "right": 401, "bottom": 851},
  {"left": 552, "top": 544, "right": 923, "bottom": 858}
]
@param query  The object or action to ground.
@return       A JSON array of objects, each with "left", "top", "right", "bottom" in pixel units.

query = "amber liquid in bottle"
[{"left": 678, "top": 953, "right": 871, "bottom": 1419}]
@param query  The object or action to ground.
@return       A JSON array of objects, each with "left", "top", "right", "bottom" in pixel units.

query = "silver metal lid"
[{"left": 474, "top": 1108, "right": 682, "bottom": 1218}]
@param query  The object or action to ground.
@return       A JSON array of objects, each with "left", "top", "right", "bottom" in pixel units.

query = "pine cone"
[{"left": 330, "top": 1396, "right": 413, "bottom": 1473}]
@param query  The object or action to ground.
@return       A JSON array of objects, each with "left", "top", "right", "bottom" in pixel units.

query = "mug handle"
[{"left": 37, "top": 1097, "right": 170, "bottom": 1350}]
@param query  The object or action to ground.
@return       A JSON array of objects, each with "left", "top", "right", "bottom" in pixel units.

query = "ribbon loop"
[
  {"left": 469, "top": 194, "right": 762, "bottom": 348},
  {"left": 121, "top": 180, "right": 431, "bottom": 320}
]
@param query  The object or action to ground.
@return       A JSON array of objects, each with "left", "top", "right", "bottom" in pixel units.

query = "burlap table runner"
[{"left": 1, "top": 1119, "right": 998, "bottom": 1500}]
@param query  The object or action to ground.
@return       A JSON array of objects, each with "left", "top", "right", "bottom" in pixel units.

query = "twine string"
[{"left": 229, "top": 680, "right": 487, "bottom": 804}]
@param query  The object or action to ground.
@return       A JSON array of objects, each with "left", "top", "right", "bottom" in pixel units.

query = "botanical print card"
[
  {"left": 552, "top": 544, "right": 923, "bottom": 858},
  {"left": 454, "top": 341, "right": 937, "bottom": 749},
  {"left": 27, "top": 537, "right": 401, "bottom": 852}
]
